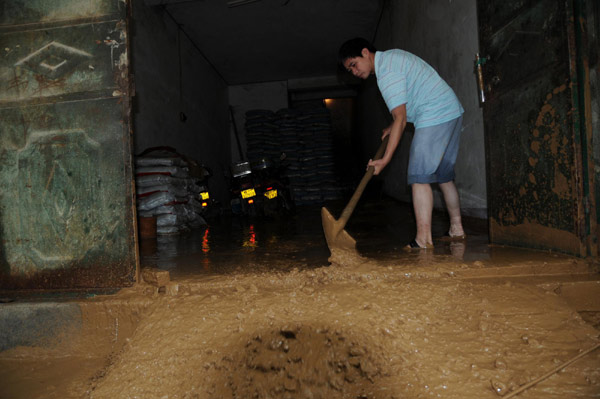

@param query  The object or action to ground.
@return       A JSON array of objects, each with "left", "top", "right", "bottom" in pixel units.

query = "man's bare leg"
[
  {"left": 412, "top": 183, "right": 434, "bottom": 247},
  {"left": 439, "top": 181, "right": 465, "bottom": 237}
]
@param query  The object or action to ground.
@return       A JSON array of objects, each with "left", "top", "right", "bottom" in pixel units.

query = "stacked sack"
[
  {"left": 245, "top": 109, "right": 279, "bottom": 163},
  {"left": 293, "top": 106, "right": 340, "bottom": 205},
  {"left": 135, "top": 147, "right": 207, "bottom": 235},
  {"left": 245, "top": 106, "right": 345, "bottom": 206}
]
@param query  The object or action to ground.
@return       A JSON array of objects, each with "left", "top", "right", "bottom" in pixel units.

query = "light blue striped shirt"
[{"left": 375, "top": 49, "right": 464, "bottom": 129}]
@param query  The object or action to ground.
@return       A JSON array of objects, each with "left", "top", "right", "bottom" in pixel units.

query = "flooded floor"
[
  {"left": 138, "top": 197, "right": 572, "bottom": 278},
  {"left": 1, "top": 197, "right": 599, "bottom": 399}
]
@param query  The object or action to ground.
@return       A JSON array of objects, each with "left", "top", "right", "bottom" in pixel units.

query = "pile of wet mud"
[
  {"left": 228, "top": 324, "right": 386, "bottom": 398},
  {"left": 82, "top": 262, "right": 599, "bottom": 399}
]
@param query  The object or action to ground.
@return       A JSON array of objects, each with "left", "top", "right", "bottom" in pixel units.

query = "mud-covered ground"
[
  {"left": 1, "top": 200, "right": 599, "bottom": 398},
  {"left": 2, "top": 254, "right": 599, "bottom": 399}
]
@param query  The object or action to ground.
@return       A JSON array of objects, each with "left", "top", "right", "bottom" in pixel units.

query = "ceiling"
[{"left": 144, "top": 0, "right": 384, "bottom": 86}]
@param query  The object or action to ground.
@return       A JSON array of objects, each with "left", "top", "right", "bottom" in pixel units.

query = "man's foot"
[
  {"left": 404, "top": 239, "right": 434, "bottom": 250},
  {"left": 439, "top": 231, "right": 467, "bottom": 241}
]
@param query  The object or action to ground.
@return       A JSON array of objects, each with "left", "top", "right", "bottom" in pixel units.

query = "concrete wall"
[
  {"left": 355, "top": 0, "right": 487, "bottom": 218},
  {"left": 228, "top": 82, "right": 289, "bottom": 163},
  {"left": 130, "top": 2, "right": 230, "bottom": 204}
]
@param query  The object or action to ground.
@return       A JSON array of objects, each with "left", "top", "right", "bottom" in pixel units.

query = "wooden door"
[
  {"left": 478, "top": 0, "right": 596, "bottom": 256},
  {"left": 0, "top": 0, "right": 138, "bottom": 290}
]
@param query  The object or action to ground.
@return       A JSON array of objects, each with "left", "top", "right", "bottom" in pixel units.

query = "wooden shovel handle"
[{"left": 338, "top": 135, "right": 389, "bottom": 228}]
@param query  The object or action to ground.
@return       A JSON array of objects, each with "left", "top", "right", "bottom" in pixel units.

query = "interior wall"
[
  {"left": 130, "top": 1, "right": 230, "bottom": 204},
  {"left": 228, "top": 82, "right": 289, "bottom": 163},
  {"left": 324, "top": 98, "right": 360, "bottom": 185},
  {"left": 355, "top": 0, "right": 487, "bottom": 218},
  {"left": 587, "top": 0, "right": 600, "bottom": 241}
]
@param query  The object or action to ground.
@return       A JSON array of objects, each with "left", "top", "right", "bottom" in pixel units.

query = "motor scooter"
[
  {"left": 229, "top": 161, "right": 261, "bottom": 217},
  {"left": 195, "top": 165, "right": 220, "bottom": 219},
  {"left": 251, "top": 154, "right": 294, "bottom": 217}
]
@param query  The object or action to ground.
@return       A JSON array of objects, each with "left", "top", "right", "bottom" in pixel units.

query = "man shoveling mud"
[{"left": 339, "top": 38, "right": 466, "bottom": 249}]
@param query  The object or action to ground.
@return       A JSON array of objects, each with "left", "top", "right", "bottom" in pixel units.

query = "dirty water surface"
[{"left": 1, "top": 198, "right": 599, "bottom": 399}]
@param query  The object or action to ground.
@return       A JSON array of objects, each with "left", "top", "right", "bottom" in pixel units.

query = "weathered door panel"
[
  {"left": 1, "top": 21, "right": 127, "bottom": 105},
  {"left": 0, "top": 0, "right": 137, "bottom": 289},
  {"left": 478, "top": 0, "right": 595, "bottom": 256}
]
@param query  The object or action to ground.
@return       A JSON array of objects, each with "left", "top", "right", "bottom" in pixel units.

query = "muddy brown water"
[{"left": 1, "top": 198, "right": 599, "bottom": 398}]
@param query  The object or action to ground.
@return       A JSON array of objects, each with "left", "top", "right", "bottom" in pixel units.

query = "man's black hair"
[{"left": 338, "top": 38, "right": 377, "bottom": 65}]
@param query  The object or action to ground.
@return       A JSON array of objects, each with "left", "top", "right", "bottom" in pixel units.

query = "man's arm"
[{"left": 368, "top": 104, "right": 407, "bottom": 175}]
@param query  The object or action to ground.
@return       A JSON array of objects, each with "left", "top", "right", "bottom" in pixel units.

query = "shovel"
[{"left": 322, "top": 135, "right": 389, "bottom": 253}]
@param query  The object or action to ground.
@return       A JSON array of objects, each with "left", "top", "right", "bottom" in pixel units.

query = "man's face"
[{"left": 343, "top": 49, "right": 372, "bottom": 79}]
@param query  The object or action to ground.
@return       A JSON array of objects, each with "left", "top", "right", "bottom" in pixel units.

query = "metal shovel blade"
[{"left": 321, "top": 206, "right": 357, "bottom": 252}]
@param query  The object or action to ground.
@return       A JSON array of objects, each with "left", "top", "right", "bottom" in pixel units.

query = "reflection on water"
[
  {"left": 202, "top": 228, "right": 210, "bottom": 253},
  {"left": 139, "top": 207, "right": 332, "bottom": 277},
  {"left": 243, "top": 224, "right": 257, "bottom": 249},
  {"left": 449, "top": 241, "right": 466, "bottom": 260},
  {"left": 138, "top": 197, "right": 581, "bottom": 278}
]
